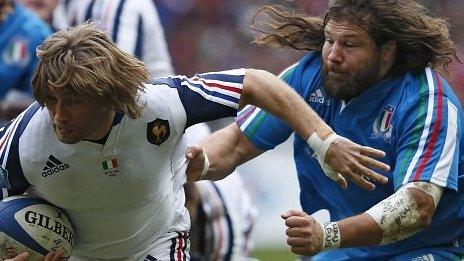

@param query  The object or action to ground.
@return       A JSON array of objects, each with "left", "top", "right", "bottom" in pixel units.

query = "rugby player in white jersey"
[{"left": 1, "top": 23, "right": 389, "bottom": 260}]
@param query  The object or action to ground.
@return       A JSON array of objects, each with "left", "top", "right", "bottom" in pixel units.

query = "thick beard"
[{"left": 322, "top": 59, "right": 382, "bottom": 101}]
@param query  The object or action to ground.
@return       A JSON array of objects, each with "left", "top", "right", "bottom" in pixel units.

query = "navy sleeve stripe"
[
  {"left": 134, "top": 14, "right": 143, "bottom": 58},
  {"left": 84, "top": 0, "right": 96, "bottom": 22},
  {"left": 112, "top": 0, "right": 128, "bottom": 42},
  {"left": 0, "top": 103, "right": 40, "bottom": 198},
  {"left": 197, "top": 72, "right": 244, "bottom": 84},
  {"left": 181, "top": 77, "right": 240, "bottom": 106}
]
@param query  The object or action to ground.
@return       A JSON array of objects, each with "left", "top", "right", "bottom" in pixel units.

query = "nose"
[
  {"left": 327, "top": 42, "right": 344, "bottom": 64},
  {"left": 53, "top": 101, "right": 70, "bottom": 124}
]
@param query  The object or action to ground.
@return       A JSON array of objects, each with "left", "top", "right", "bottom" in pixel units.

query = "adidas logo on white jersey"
[
  {"left": 309, "top": 89, "right": 325, "bottom": 104},
  {"left": 41, "top": 155, "right": 69, "bottom": 177}
]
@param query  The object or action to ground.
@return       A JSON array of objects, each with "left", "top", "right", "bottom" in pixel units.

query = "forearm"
[
  {"left": 331, "top": 182, "right": 443, "bottom": 248},
  {"left": 241, "top": 69, "right": 333, "bottom": 140},
  {"left": 200, "top": 124, "right": 262, "bottom": 180}
]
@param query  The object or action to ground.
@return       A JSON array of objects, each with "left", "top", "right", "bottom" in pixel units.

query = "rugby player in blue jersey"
[{"left": 187, "top": 0, "right": 464, "bottom": 259}]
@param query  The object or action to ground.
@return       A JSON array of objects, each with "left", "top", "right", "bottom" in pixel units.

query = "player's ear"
[{"left": 380, "top": 40, "right": 397, "bottom": 64}]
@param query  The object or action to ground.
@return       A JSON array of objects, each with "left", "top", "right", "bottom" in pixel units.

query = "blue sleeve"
[
  {"left": 235, "top": 53, "right": 323, "bottom": 150},
  {"left": 151, "top": 69, "right": 244, "bottom": 128},
  {"left": 393, "top": 69, "right": 460, "bottom": 191},
  {"left": 0, "top": 103, "right": 40, "bottom": 198},
  {"left": 235, "top": 64, "right": 300, "bottom": 150}
]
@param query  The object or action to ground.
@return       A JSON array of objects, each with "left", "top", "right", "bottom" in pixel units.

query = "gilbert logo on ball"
[{"left": 0, "top": 196, "right": 74, "bottom": 260}]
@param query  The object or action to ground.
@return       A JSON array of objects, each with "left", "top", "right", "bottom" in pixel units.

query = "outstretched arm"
[
  {"left": 187, "top": 69, "right": 390, "bottom": 190},
  {"left": 186, "top": 123, "right": 262, "bottom": 182},
  {"left": 282, "top": 182, "right": 443, "bottom": 256}
]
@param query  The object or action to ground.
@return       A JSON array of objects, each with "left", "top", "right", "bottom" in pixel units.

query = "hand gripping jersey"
[
  {"left": 237, "top": 53, "right": 464, "bottom": 260},
  {"left": 0, "top": 2, "right": 51, "bottom": 99},
  {"left": 57, "top": 0, "right": 173, "bottom": 78},
  {"left": 0, "top": 69, "right": 244, "bottom": 259}
]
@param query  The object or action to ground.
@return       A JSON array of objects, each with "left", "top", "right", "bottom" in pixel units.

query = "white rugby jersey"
[
  {"left": 56, "top": 0, "right": 173, "bottom": 77},
  {"left": 0, "top": 69, "right": 244, "bottom": 259}
]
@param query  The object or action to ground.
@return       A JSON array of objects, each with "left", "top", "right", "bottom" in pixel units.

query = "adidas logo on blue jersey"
[
  {"left": 41, "top": 155, "right": 69, "bottom": 177},
  {"left": 309, "top": 89, "right": 327, "bottom": 104}
]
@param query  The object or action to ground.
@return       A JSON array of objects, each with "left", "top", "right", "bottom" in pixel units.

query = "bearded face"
[
  {"left": 321, "top": 19, "right": 386, "bottom": 101},
  {"left": 322, "top": 52, "right": 382, "bottom": 101}
]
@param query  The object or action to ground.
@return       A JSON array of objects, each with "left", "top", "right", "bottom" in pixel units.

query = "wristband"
[
  {"left": 321, "top": 221, "right": 341, "bottom": 250},
  {"left": 199, "top": 153, "right": 210, "bottom": 180}
]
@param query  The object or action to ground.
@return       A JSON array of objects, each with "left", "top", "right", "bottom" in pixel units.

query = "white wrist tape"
[
  {"left": 199, "top": 153, "right": 210, "bottom": 181},
  {"left": 321, "top": 222, "right": 341, "bottom": 250},
  {"left": 307, "top": 132, "right": 340, "bottom": 181}
]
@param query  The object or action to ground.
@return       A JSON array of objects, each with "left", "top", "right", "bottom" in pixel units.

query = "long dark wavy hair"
[{"left": 251, "top": 0, "right": 460, "bottom": 76}]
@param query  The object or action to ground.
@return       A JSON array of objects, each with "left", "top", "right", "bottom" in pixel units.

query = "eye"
[
  {"left": 66, "top": 99, "right": 82, "bottom": 105},
  {"left": 44, "top": 95, "right": 57, "bottom": 105},
  {"left": 325, "top": 38, "right": 334, "bottom": 45},
  {"left": 344, "top": 42, "right": 358, "bottom": 48}
]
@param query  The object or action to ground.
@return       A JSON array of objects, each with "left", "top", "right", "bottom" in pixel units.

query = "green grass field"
[{"left": 251, "top": 248, "right": 300, "bottom": 261}]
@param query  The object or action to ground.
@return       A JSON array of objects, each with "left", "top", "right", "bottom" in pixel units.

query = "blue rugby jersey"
[
  {"left": 0, "top": 3, "right": 51, "bottom": 99},
  {"left": 237, "top": 53, "right": 464, "bottom": 259}
]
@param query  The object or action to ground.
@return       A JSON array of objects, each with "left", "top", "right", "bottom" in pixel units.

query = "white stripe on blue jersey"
[
  {"left": 431, "top": 101, "right": 458, "bottom": 187},
  {"left": 402, "top": 68, "right": 439, "bottom": 184}
]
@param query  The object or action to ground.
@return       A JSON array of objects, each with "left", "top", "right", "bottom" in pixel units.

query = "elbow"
[
  {"left": 416, "top": 205, "right": 434, "bottom": 230},
  {"left": 410, "top": 189, "right": 436, "bottom": 229}
]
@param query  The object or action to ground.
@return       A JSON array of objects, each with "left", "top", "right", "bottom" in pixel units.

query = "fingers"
[
  {"left": 359, "top": 150, "right": 390, "bottom": 172},
  {"left": 357, "top": 164, "right": 388, "bottom": 184},
  {"left": 335, "top": 174, "right": 347, "bottom": 189},
  {"left": 290, "top": 246, "right": 313, "bottom": 256},
  {"left": 44, "top": 250, "right": 66, "bottom": 261},
  {"left": 359, "top": 146, "right": 386, "bottom": 158},
  {"left": 185, "top": 145, "right": 204, "bottom": 159},
  {"left": 282, "top": 214, "right": 323, "bottom": 256},
  {"left": 5, "top": 252, "right": 29, "bottom": 261},
  {"left": 348, "top": 172, "right": 376, "bottom": 190},
  {"left": 281, "top": 209, "right": 308, "bottom": 220}
]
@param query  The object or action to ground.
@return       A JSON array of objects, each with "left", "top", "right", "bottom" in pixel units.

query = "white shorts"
[
  {"left": 141, "top": 231, "right": 190, "bottom": 261},
  {"left": 69, "top": 231, "right": 190, "bottom": 261}
]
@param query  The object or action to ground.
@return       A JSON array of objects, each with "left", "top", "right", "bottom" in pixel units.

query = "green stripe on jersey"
[
  {"left": 243, "top": 110, "right": 268, "bottom": 139},
  {"left": 395, "top": 73, "right": 429, "bottom": 187},
  {"left": 279, "top": 65, "right": 297, "bottom": 82}
]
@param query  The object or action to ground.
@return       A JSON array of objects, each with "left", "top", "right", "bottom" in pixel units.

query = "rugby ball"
[{"left": 0, "top": 196, "right": 74, "bottom": 260}]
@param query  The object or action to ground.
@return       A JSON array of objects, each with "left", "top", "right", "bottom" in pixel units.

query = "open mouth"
[{"left": 56, "top": 126, "right": 74, "bottom": 136}]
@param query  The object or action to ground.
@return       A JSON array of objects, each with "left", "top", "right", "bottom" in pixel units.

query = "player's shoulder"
[
  {"left": 17, "top": 103, "right": 52, "bottom": 141},
  {"left": 0, "top": 103, "right": 50, "bottom": 156},
  {"left": 283, "top": 52, "right": 323, "bottom": 95},
  {"left": 402, "top": 67, "right": 460, "bottom": 104},
  {"left": 135, "top": 84, "right": 187, "bottom": 126}
]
